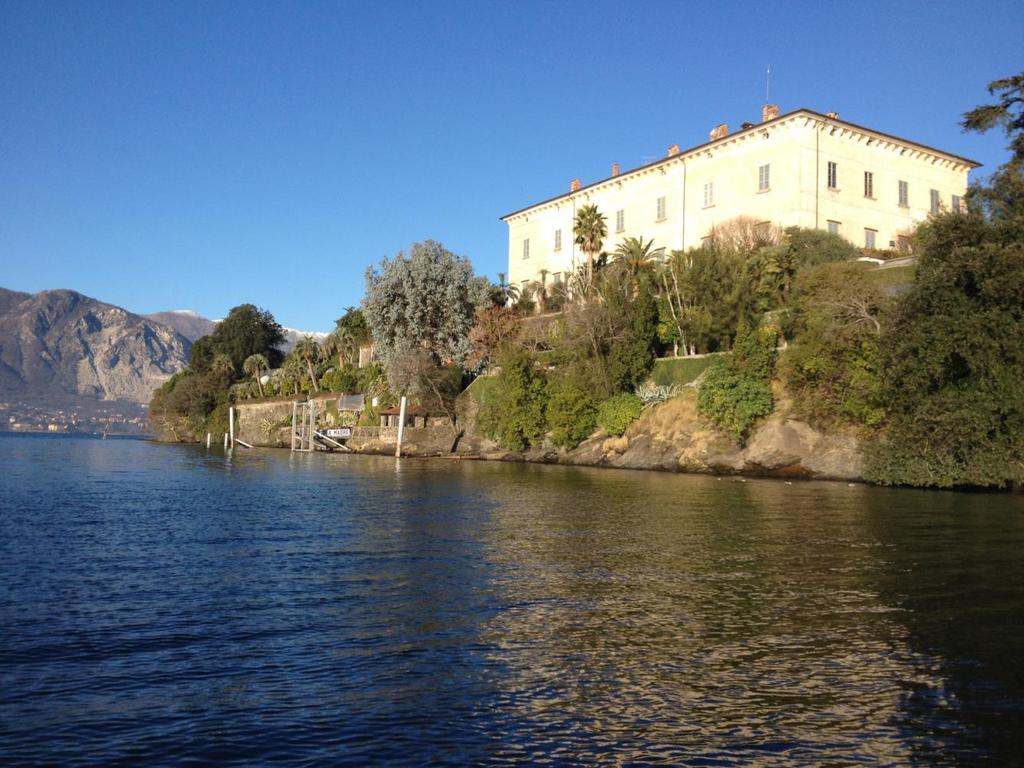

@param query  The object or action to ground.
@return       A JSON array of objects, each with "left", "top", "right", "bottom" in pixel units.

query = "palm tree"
[
  {"left": 243, "top": 353, "right": 269, "bottom": 397},
  {"left": 210, "top": 353, "right": 235, "bottom": 380},
  {"left": 758, "top": 245, "right": 799, "bottom": 307},
  {"left": 281, "top": 352, "right": 305, "bottom": 395},
  {"left": 323, "top": 327, "right": 357, "bottom": 368},
  {"left": 497, "top": 272, "right": 521, "bottom": 306},
  {"left": 293, "top": 335, "right": 322, "bottom": 393},
  {"left": 528, "top": 269, "right": 549, "bottom": 314},
  {"left": 573, "top": 204, "right": 607, "bottom": 290},
  {"left": 613, "top": 236, "right": 664, "bottom": 282}
]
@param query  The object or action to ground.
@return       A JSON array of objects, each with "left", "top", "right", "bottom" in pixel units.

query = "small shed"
[{"left": 379, "top": 404, "right": 429, "bottom": 428}]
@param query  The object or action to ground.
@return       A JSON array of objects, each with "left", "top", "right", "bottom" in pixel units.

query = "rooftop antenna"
[{"left": 765, "top": 65, "right": 771, "bottom": 103}]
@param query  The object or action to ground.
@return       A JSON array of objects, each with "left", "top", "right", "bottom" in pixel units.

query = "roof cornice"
[{"left": 500, "top": 108, "right": 981, "bottom": 222}]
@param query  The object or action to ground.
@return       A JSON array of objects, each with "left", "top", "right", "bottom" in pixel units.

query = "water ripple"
[{"left": 1, "top": 436, "right": 1023, "bottom": 765}]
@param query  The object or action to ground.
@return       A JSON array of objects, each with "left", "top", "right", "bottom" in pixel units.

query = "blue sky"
[{"left": 1, "top": 0, "right": 1021, "bottom": 331}]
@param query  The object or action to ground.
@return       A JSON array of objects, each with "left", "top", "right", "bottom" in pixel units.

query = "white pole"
[
  {"left": 291, "top": 401, "right": 298, "bottom": 451},
  {"left": 206, "top": 432, "right": 211, "bottom": 449},
  {"left": 228, "top": 406, "right": 235, "bottom": 448},
  {"left": 395, "top": 395, "right": 407, "bottom": 458},
  {"left": 223, "top": 432, "right": 228, "bottom": 450}
]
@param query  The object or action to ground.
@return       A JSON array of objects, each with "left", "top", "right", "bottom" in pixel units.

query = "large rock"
[{"left": 743, "top": 415, "right": 863, "bottom": 479}]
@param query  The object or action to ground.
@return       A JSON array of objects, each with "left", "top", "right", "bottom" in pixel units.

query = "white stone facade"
[{"left": 502, "top": 108, "right": 979, "bottom": 290}]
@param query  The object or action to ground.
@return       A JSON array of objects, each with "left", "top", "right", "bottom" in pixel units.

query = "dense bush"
[
  {"left": 780, "top": 261, "right": 887, "bottom": 429},
  {"left": 696, "top": 363, "right": 773, "bottom": 442},
  {"left": 605, "top": 285, "right": 659, "bottom": 392},
  {"left": 319, "top": 365, "right": 360, "bottom": 393},
  {"left": 478, "top": 348, "right": 547, "bottom": 451},
  {"left": 596, "top": 393, "right": 644, "bottom": 436},
  {"left": 545, "top": 372, "right": 598, "bottom": 448},
  {"left": 696, "top": 322, "right": 777, "bottom": 442},
  {"left": 864, "top": 210, "right": 1024, "bottom": 488}
]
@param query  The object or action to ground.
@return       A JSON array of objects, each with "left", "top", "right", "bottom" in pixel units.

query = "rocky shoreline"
[{"left": 224, "top": 388, "right": 865, "bottom": 483}]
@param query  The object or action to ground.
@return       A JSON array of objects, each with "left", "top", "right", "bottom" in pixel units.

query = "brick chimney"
[
  {"left": 826, "top": 111, "right": 839, "bottom": 119},
  {"left": 611, "top": 162, "right": 619, "bottom": 177},
  {"left": 761, "top": 103, "right": 780, "bottom": 122},
  {"left": 709, "top": 124, "right": 728, "bottom": 141},
  {"left": 667, "top": 144, "right": 680, "bottom": 157},
  {"left": 570, "top": 178, "right": 581, "bottom": 192}
]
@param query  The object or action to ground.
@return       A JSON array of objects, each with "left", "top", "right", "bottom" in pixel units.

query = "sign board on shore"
[{"left": 325, "top": 427, "right": 352, "bottom": 439}]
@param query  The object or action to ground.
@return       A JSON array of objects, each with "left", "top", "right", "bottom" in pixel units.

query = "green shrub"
[
  {"left": 696, "top": 322, "right": 778, "bottom": 442},
  {"left": 696, "top": 363, "right": 773, "bottom": 442},
  {"left": 478, "top": 348, "right": 547, "bottom": 451},
  {"left": 545, "top": 373, "right": 598, "bottom": 448},
  {"left": 320, "top": 365, "right": 359, "bottom": 393},
  {"left": 780, "top": 261, "right": 887, "bottom": 429},
  {"left": 597, "top": 393, "right": 644, "bottom": 436}
]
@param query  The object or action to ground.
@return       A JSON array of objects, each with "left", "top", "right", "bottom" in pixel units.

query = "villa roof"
[{"left": 500, "top": 108, "right": 981, "bottom": 221}]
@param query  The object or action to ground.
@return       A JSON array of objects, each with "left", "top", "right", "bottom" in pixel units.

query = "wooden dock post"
[
  {"left": 223, "top": 433, "right": 228, "bottom": 450},
  {"left": 228, "top": 406, "right": 235, "bottom": 448},
  {"left": 309, "top": 399, "right": 316, "bottom": 451},
  {"left": 206, "top": 432, "right": 211, "bottom": 450},
  {"left": 395, "top": 395, "right": 407, "bottom": 458}
]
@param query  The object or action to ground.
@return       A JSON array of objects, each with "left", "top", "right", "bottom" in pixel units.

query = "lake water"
[{"left": 1, "top": 434, "right": 1023, "bottom": 766}]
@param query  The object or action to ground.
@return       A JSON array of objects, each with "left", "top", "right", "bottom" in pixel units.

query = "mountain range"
[
  {"left": 0, "top": 288, "right": 191, "bottom": 408},
  {"left": 0, "top": 287, "right": 329, "bottom": 432}
]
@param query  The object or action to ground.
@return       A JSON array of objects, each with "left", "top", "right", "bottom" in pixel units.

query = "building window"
[
  {"left": 656, "top": 196, "right": 666, "bottom": 221},
  {"left": 827, "top": 220, "right": 840, "bottom": 235},
  {"left": 703, "top": 182, "right": 714, "bottom": 207},
  {"left": 952, "top": 194, "right": 962, "bottom": 213},
  {"left": 897, "top": 235, "right": 912, "bottom": 252},
  {"left": 522, "top": 239, "right": 530, "bottom": 259},
  {"left": 864, "top": 228, "right": 877, "bottom": 249},
  {"left": 758, "top": 164, "right": 770, "bottom": 192},
  {"left": 827, "top": 161, "right": 838, "bottom": 189},
  {"left": 898, "top": 180, "right": 909, "bottom": 207},
  {"left": 554, "top": 229, "right": 562, "bottom": 251},
  {"left": 615, "top": 209, "right": 625, "bottom": 232},
  {"left": 930, "top": 189, "right": 941, "bottom": 214},
  {"left": 864, "top": 171, "right": 874, "bottom": 198},
  {"left": 552, "top": 272, "right": 561, "bottom": 285}
]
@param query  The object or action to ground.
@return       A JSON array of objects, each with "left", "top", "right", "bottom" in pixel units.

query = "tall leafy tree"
[
  {"left": 865, "top": 75, "right": 1024, "bottom": 488},
  {"left": 362, "top": 240, "right": 491, "bottom": 368},
  {"left": 962, "top": 71, "right": 1024, "bottom": 166},
  {"left": 191, "top": 304, "right": 285, "bottom": 374},
  {"left": 573, "top": 204, "right": 607, "bottom": 290}
]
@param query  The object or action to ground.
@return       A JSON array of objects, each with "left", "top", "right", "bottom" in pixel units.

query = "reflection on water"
[{"left": 1, "top": 435, "right": 1022, "bottom": 766}]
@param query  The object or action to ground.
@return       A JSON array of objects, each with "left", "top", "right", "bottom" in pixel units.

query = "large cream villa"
[{"left": 502, "top": 105, "right": 979, "bottom": 292}]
